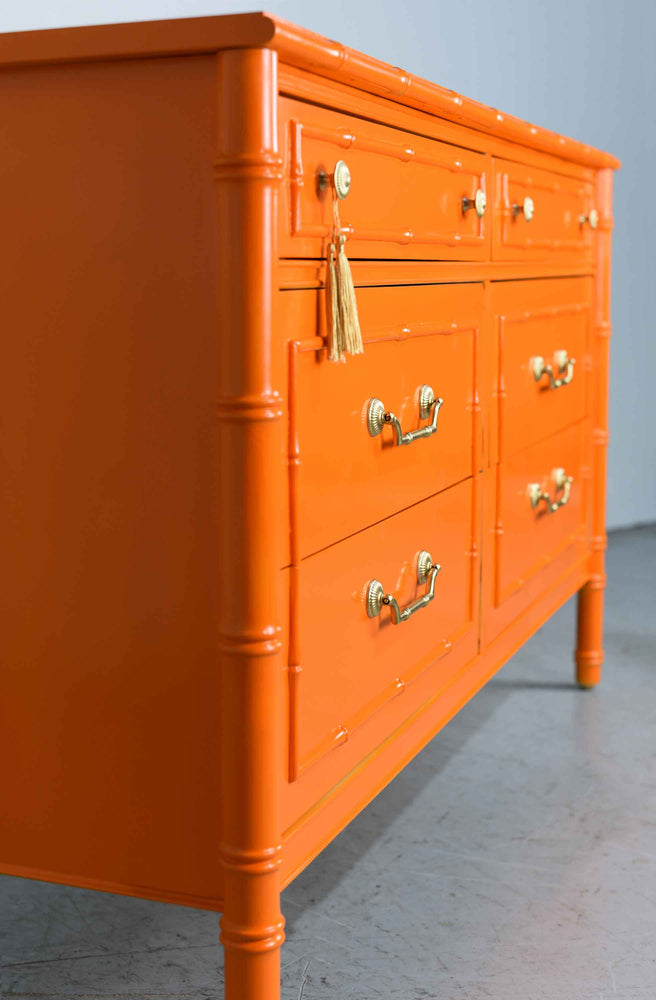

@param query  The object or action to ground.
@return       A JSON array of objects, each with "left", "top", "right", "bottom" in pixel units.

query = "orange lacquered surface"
[
  {"left": 286, "top": 282, "right": 482, "bottom": 558},
  {"left": 495, "top": 421, "right": 587, "bottom": 605},
  {"left": 215, "top": 48, "right": 287, "bottom": 994},
  {"left": 279, "top": 96, "right": 489, "bottom": 261},
  {"left": 0, "top": 54, "right": 225, "bottom": 906},
  {"left": 493, "top": 278, "right": 593, "bottom": 461},
  {"left": 292, "top": 480, "right": 476, "bottom": 776},
  {"left": 482, "top": 420, "right": 590, "bottom": 645},
  {"left": 493, "top": 158, "right": 595, "bottom": 261},
  {"left": 0, "top": 15, "right": 618, "bottom": 1000}
]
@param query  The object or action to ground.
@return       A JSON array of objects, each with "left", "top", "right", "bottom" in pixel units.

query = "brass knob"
[
  {"left": 579, "top": 208, "right": 599, "bottom": 229},
  {"left": 462, "top": 188, "right": 486, "bottom": 218},
  {"left": 512, "top": 195, "right": 535, "bottom": 221},
  {"left": 333, "top": 160, "right": 351, "bottom": 200}
]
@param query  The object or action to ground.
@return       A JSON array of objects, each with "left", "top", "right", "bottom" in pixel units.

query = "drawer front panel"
[
  {"left": 291, "top": 479, "right": 477, "bottom": 776},
  {"left": 495, "top": 421, "right": 587, "bottom": 608},
  {"left": 287, "top": 283, "right": 482, "bottom": 559},
  {"left": 493, "top": 277, "right": 592, "bottom": 460},
  {"left": 493, "top": 159, "right": 595, "bottom": 261},
  {"left": 279, "top": 97, "right": 489, "bottom": 261}
]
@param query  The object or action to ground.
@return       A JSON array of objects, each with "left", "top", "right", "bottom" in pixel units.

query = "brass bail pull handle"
[
  {"left": 367, "top": 384, "right": 444, "bottom": 446},
  {"left": 528, "top": 467, "right": 573, "bottom": 514},
  {"left": 532, "top": 349, "right": 576, "bottom": 389},
  {"left": 512, "top": 195, "right": 535, "bottom": 221},
  {"left": 366, "top": 551, "right": 441, "bottom": 625}
]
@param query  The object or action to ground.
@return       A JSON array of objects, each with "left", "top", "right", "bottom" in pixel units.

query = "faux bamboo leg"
[
  {"left": 576, "top": 578, "right": 605, "bottom": 688},
  {"left": 215, "top": 46, "right": 285, "bottom": 1000},
  {"left": 576, "top": 167, "right": 613, "bottom": 690}
]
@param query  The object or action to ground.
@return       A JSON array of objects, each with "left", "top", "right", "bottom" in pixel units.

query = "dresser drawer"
[
  {"left": 494, "top": 421, "right": 587, "bottom": 610},
  {"left": 280, "top": 96, "right": 489, "bottom": 261},
  {"left": 286, "top": 283, "right": 482, "bottom": 559},
  {"left": 493, "top": 158, "right": 596, "bottom": 261},
  {"left": 493, "top": 277, "right": 592, "bottom": 461},
  {"left": 290, "top": 479, "right": 477, "bottom": 776}
]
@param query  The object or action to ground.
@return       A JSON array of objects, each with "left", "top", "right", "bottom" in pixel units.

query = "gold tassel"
[
  {"left": 335, "top": 234, "right": 363, "bottom": 356},
  {"left": 326, "top": 240, "right": 344, "bottom": 362},
  {"left": 326, "top": 197, "right": 362, "bottom": 361}
]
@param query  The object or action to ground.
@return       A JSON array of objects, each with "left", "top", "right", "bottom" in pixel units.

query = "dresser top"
[{"left": 0, "top": 11, "right": 619, "bottom": 171}]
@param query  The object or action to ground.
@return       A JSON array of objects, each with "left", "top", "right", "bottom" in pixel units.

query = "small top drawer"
[
  {"left": 493, "top": 158, "right": 597, "bottom": 261},
  {"left": 279, "top": 97, "right": 489, "bottom": 262}
]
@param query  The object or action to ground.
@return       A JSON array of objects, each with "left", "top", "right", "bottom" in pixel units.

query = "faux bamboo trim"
[{"left": 0, "top": 13, "right": 620, "bottom": 170}]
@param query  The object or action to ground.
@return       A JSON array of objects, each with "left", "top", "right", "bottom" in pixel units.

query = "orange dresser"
[{"left": 0, "top": 13, "right": 619, "bottom": 999}]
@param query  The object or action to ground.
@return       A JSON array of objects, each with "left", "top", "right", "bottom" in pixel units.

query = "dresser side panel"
[{"left": 0, "top": 54, "right": 225, "bottom": 908}]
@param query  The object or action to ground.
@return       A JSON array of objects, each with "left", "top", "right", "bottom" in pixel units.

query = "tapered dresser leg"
[
  {"left": 575, "top": 578, "right": 605, "bottom": 688},
  {"left": 576, "top": 167, "right": 613, "bottom": 690},
  {"left": 215, "top": 44, "right": 285, "bottom": 1000}
]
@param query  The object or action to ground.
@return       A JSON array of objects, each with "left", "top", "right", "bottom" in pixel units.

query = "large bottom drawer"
[{"left": 288, "top": 479, "right": 478, "bottom": 778}]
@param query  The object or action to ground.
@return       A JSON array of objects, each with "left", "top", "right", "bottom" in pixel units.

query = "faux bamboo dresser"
[{"left": 0, "top": 12, "right": 619, "bottom": 998}]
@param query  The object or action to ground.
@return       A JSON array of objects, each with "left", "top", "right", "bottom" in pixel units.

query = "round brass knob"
[
  {"left": 462, "top": 188, "right": 486, "bottom": 218},
  {"left": 513, "top": 195, "right": 534, "bottom": 221},
  {"left": 579, "top": 208, "right": 599, "bottom": 229},
  {"left": 333, "top": 160, "right": 351, "bottom": 200}
]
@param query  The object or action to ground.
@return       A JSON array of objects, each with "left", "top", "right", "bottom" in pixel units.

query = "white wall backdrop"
[{"left": 2, "top": 0, "right": 653, "bottom": 530}]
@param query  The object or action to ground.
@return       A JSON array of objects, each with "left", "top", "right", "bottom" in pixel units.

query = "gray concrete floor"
[{"left": 1, "top": 524, "right": 655, "bottom": 999}]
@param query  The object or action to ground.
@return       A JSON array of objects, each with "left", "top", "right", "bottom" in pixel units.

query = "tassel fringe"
[
  {"left": 326, "top": 197, "right": 362, "bottom": 362},
  {"left": 326, "top": 241, "right": 343, "bottom": 361},
  {"left": 336, "top": 236, "right": 363, "bottom": 357}
]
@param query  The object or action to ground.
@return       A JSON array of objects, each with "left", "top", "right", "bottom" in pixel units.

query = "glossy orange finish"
[
  {"left": 493, "top": 159, "right": 596, "bottom": 261},
  {"left": 215, "top": 48, "right": 286, "bottom": 998},
  {"left": 278, "top": 61, "right": 600, "bottom": 188},
  {"left": 280, "top": 543, "right": 589, "bottom": 891},
  {"left": 293, "top": 480, "right": 477, "bottom": 776},
  {"left": 494, "top": 421, "right": 587, "bottom": 608},
  {"left": 0, "top": 13, "right": 618, "bottom": 169},
  {"left": 279, "top": 97, "right": 489, "bottom": 261},
  {"left": 0, "top": 13, "right": 618, "bottom": 1000},
  {"left": 491, "top": 277, "right": 592, "bottom": 463},
  {"left": 0, "top": 51, "right": 225, "bottom": 910},
  {"left": 575, "top": 169, "right": 614, "bottom": 688},
  {"left": 284, "top": 282, "right": 482, "bottom": 558}
]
